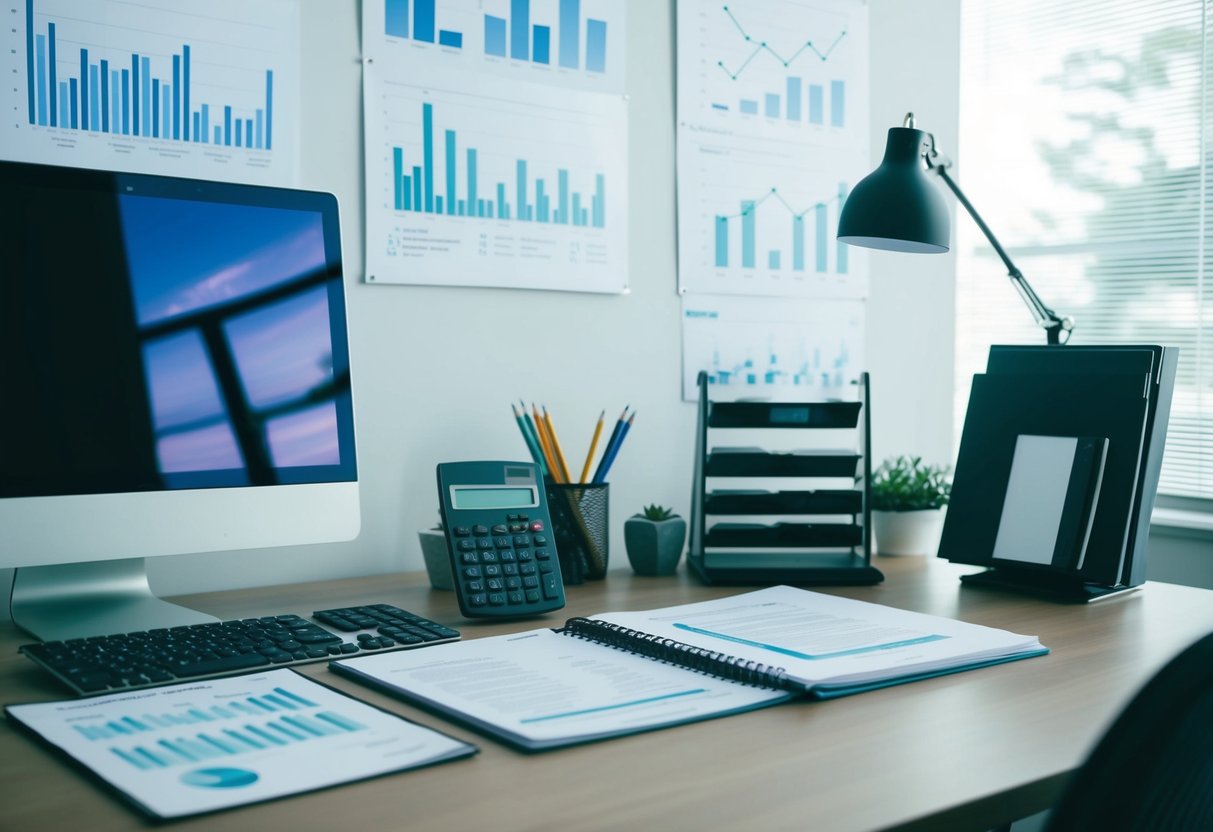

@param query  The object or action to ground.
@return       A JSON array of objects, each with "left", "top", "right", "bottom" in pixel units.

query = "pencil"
[
  {"left": 532, "top": 403, "right": 562, "bottom": 482},
  {"left": 543, "top": 406, "right": 573, "bottom": 484},
  {"left": 579, "top": 410, "right": 606, "bottom": 484},
  {"left": 591, "top": 406, "right": 630, "bottom": 484},
  {"left": 512, "top": 403, "right": 546, "bottom": 475},
  {"left": 595, "top": 410, "right": 634, "bottom": 484}
]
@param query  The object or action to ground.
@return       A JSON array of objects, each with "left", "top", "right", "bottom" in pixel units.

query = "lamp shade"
[{"left": 837, "top": 126, "right": 951, "bottom": 253}]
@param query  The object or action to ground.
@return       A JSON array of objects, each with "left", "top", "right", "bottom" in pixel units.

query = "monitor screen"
[
  {"left": 0, "top": 161, "right": 360, "bottom": 641},
  {"left": 1, "top": 162, "right": 356, "bottom": 499}
]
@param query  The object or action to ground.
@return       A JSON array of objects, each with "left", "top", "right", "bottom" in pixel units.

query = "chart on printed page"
[
  {"left": 3, "top": 0, "right": 300, "bottom": 183},
  {"left": 676, "top": 0, "right": 870, "bottom": 297},
  {"left": 681, "top": 294, "right": 864, "bottom": 401},
  {"left": 367, "top": 0, "right": 625, "bottom": 94},
  {"left": 363, "top": 1, "right": 628, "bottom": 292}
]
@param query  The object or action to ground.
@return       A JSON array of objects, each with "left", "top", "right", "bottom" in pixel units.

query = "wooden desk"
[{"left": 3, "top": 557, "right": 1212, "bottom": 832}]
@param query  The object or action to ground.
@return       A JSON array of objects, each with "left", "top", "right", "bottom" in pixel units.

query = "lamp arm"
[{"left": 926, "top": 149, "right": 1073, "bottom": 345}]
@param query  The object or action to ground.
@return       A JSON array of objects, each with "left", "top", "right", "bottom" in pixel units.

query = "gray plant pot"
[
  {"left": 624, "top": 515, "right": 687, "bottom": 576},
  {"left": 418, "top": 528, "right": 454, "bottom": 590}
]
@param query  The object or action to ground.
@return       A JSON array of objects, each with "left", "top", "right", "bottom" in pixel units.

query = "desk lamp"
[{"left": 837, "top": 113, "right": 1074, "bottom": 345}]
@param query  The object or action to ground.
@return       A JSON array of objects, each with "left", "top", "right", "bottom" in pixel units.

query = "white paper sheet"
[
  {"left": 594, "top": 586, "right": 1045, "bottom": 689},
  {"left": 6, "top": 669, "right": 474, "bottom": 818},
  {"left": 336, "top": 628, "right": 789, "bottom": 748}
]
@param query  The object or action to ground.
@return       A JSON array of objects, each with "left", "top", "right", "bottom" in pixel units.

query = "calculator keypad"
[{"left": 448, "top": 512, "right": 563, "bottom": 617}]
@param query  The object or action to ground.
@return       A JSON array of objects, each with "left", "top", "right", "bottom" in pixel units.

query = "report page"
[
  {"left": 334, "top": 628, "right": 790, "bottom": 749},
  {"left": 6, "top": 669, "right": 475, "bottom": 818},
  {"left": 593, "top": 586, "right": 1045, "bottom": 690}
]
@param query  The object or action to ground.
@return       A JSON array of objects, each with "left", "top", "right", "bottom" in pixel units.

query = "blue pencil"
[
  {"left": 593, "top": 410, "right": 634, "bottom": 484},
  {"left": 590, "top": 406, "right": 628, "bottom": 484}
]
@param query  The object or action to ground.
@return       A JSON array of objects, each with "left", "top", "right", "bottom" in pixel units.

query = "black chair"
[{"left": 1044, "top": 630, "right": 1213, "bottom": 830}]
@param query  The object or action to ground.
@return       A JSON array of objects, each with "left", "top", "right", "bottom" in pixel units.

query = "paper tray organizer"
[{"left": 687, "top": 372, "right": 883, "bottom": 586}]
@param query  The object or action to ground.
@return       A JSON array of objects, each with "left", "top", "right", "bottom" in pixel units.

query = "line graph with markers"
[{"left": 676, "top": 0, "right": 870, "bottom": 298}]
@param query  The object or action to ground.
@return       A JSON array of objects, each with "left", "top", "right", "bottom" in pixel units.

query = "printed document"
[{"left": 5, "top": 669, "right": 475, "bottom": 818}]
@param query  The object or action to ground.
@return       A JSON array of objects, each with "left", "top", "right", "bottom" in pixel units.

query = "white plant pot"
[{"left": 873, "top": 509, "right": 946, "bottom": 556}]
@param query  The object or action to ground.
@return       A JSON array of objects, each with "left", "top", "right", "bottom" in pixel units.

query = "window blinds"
[{"left": 956, "top": 0, "right": 1211, "bottom": 499}]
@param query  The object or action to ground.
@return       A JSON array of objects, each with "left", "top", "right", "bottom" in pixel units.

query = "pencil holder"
[{"left": 545, "top": 482, "right": 609, "bottom": 583}]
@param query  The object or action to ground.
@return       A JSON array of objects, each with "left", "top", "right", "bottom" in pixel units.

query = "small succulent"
[
  {"left": 640, "top": 504, "right": 677, "bottom": 521},
  {"left": 870, "top": 456, "right": 952, "bottom": 511}
]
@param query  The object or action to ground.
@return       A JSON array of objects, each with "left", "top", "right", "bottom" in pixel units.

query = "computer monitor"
[{"left": 0, "top": 161, "right": 359, "bottom": 641}]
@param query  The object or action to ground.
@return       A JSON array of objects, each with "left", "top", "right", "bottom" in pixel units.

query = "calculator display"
[{"left": 450, "top": 486, "right": 538, "bottom": 510}]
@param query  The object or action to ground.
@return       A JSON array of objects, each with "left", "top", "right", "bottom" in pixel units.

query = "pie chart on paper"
[{"left": 180, "top": 767, "right": 260, "bottom": 789}]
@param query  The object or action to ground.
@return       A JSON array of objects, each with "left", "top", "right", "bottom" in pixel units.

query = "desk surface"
[{"left": 3, "top": 557, "right": 1213, "bottom": 832}]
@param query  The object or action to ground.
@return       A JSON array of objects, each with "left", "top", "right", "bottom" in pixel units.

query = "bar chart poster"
[
  {"left": 676, "top": 0, "right": 870, "bottom": 297},
  {"left": 365, "top": 0, "right": 625, "bottom": 95},
  {"left": 363, "top": 64, "right": 628, "bottom": 292},
  {"left": 5, "top": 670, "right": 474, "bottom": 819},
  {"left": 681, "top": 294, "right": 864, "bottom": 401},
  {"left": 3, "top": 0, "right": 300, "bottom": 184},
  {"left": 680, "top": 142, "right": 868, "bottom": 298}
]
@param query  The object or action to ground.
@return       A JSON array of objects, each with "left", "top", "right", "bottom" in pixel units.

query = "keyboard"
[{"left": 19, "top": 604, "right": 460, "bottom": 697}]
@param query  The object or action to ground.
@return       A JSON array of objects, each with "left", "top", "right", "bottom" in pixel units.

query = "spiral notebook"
[{"left": 331, "top": 587, "right": 1046, "bottom": 751}]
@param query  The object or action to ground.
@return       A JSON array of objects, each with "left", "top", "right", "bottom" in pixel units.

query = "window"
[{"left": 955, "top": 0, "right": 1211, "bottom": 501}]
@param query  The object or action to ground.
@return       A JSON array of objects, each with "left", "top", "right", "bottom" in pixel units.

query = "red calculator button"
[{"left": 529, "top": 521, "right": 544, "bottom": 532}]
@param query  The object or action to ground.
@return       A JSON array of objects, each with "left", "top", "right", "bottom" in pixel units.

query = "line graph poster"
[
  {"left": 363, "top": 0, "right": 628, "bottom": 292},
  {"left": 3, "top": 0, "right": 300, "bottom": 184},
  {"left": 676, "top": 0, "right": 870, "bottom": 297},
  {"left": 681, "top": 294, "right": 864, "bottom": 401}
]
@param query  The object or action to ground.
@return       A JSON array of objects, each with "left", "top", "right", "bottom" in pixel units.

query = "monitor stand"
[
  {"left": 10, "top": 558, "right": 219, "bottom": 642},
  {"left": 959, "top": 567, "right": 1142, "bottom": 604}
]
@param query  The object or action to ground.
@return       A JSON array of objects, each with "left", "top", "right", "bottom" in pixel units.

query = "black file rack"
[{"left": 688, "top": 371, "right": 883, "bottom": 586}]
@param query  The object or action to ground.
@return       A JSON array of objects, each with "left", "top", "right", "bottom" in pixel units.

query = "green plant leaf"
[{"left": 870, "top": 455, "right": 952, "bottom": 511}]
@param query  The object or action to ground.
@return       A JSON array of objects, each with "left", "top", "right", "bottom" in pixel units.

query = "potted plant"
[
  {"left": 418, "top": 516, "right": 454, "bottom": 590},
  {"left": 870, "top": 456, "right": 952, "bottom": 556},
  {"left": 624, "top": 504, "right": 687, "bottom": 576}
]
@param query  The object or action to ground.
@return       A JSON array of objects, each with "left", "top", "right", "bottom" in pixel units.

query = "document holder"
[{"left": 939, "top": 345, "right": 1177, "bottom": 602}]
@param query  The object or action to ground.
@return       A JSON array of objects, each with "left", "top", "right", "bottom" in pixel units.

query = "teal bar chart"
[
  {"left": 712, "top": 183, "right": 851, "bottom": 276},
  {"left": 372, "top": 0, "right": 623, "bottom": 92},
  {"left": 675, "top": 0, "right": 869, "bottom": 297},
  {"left": 7, "top": 0, "right": 299, "bottom": 183},
  {"left": 389, "top": 101, "right": 606, "bottom": 228}
]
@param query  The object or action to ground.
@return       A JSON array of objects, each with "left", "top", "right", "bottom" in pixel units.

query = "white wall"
[{"left": 0, "top": 0, "right": 962, "bottom": 607}]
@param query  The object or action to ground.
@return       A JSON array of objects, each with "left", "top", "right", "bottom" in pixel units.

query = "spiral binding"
[{"left": 557, "top": 617, "right": 796, "bottom": 692}]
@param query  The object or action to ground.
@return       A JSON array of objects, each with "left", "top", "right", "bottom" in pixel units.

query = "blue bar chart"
[
  {"left": 385, "top": 0, "right": 464, "bottom": 48},
  {"left": 676, "top": 0, "right": 869, "bottom": 297},
  {"left": 364, "top": 70, "right": 627, "bottom": 292},
  {"left": 85, "top": 683, "right": 368, "bottom": 771},
  {"left": 390, "top": 102, "right": 605, "bottom": 228},
  {"left": 367, "top": 0, "right": 625, "bottom": 94},
  {"left": 680, "top": 295, "right": 865, "bottom": 402},
  {"left": 6, "top": 0, "right": 299, "bottom": 182},
  {"left": 712, "top": 183, "right": 850, "bottom": 275}
]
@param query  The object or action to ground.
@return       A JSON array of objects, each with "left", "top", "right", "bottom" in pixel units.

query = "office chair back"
[{"left": 1045, "top": 630, "right": 1213, "bottom": 830}]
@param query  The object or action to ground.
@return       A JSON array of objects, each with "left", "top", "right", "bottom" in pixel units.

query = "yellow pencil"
[
  {"left": 532, "top": 404, "right": 562, "bottom": 482},
  {"left": 579, "top": 410, "right": 606, "bottom": 484},
  {"left": 543, "top": 406, "right": 573, "bottom": 484}
]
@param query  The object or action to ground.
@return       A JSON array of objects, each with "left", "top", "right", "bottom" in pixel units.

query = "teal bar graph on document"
[
  {"left": 712, "top": 184, "right": 850, "bottom": 274},
  {"left": 24, "top": 0, "right": 272, "bottom": 149},
  {"left": 483, "top": 0, "right": 606, "bottom": 74},
  {"left": 111, "top": 708, "right": 363, "bottom": 770},
  {"left": 390, "top": 101, "right": 606, "bottom": 228}
]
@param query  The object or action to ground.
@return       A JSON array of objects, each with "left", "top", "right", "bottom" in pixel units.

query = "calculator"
[{"left": 436, "top": 461, "right": 566, "bottom": 619}]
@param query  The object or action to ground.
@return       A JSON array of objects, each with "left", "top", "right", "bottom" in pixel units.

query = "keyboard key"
[{"left": 21, "top": 603, "right": 460, "bottom": 698}]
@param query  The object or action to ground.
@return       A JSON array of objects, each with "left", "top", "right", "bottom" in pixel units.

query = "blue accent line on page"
[
  {"left": 520, "top": 689, "right": 707, "bottom": 723},
  {"left": 671, "top": 623, "right": 949, "bottom": 660}
]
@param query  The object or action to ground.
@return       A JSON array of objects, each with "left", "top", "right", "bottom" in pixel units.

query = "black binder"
[
  {"left": 936, "top": 339, "right": 1185, "bottom": 600},
  {"left": 983, "top": 345, "right": 1177, "bottom": 589}
]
